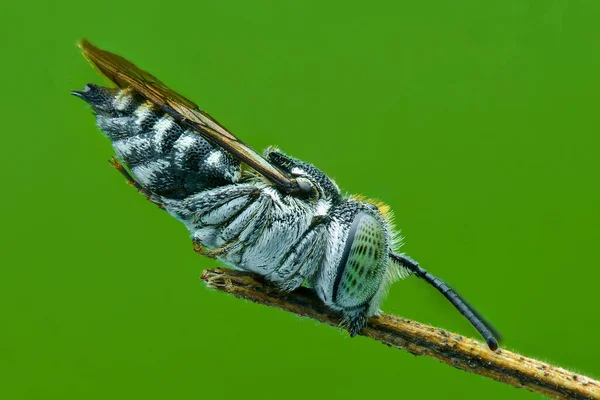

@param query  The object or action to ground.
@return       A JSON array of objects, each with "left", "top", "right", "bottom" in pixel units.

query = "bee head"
[
  {"left": 333, "top": 204, "right": 398, "bottom": 310},
  {"left": 323, "top": 197, "right": 410, "bottom": 335}
]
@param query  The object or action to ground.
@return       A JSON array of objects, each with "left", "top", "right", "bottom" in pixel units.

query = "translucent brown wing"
[{"left": 79, "top": 39, "right": 304, "bottom": 195}]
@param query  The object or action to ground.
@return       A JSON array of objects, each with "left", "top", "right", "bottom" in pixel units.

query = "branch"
[{"left": 201, "top": 268, "right": 599, "bottom": 400}]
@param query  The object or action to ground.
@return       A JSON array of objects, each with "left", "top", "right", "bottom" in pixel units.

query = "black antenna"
[{"left": 390, "top": 253, "right": 501, "bottom": 350}]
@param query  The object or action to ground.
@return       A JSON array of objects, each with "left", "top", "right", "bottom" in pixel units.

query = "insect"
[{"left": 73, "top": 40, "right": 501, "bottom": 350}]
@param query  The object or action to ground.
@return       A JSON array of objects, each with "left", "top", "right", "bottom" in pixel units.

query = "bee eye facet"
[{"left": 333, "top": 211, "right": 388, "bottom": 308}]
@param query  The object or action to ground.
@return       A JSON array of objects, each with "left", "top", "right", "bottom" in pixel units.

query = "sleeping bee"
[{"left": 73, "top": 40, "right": 501, "bottom": 350}]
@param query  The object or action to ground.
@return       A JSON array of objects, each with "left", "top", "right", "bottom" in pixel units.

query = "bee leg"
[
  {"left": 275, "top": 276, "right": 305, "bottom": 292},
  {"left": 192, "top": 239, "right": 232, "bottom": 258},
  {"left": 342, "top": 307, "right": 369, "bottom": 337},
  {"left": 192, "top": 239, "right": 216, "bottom": 258},
  {"left": 109, "top": 156, "right": 164, "bottom": 209},
  {"left": 267, "top": 225, "right": 328, "bottom": 292}
]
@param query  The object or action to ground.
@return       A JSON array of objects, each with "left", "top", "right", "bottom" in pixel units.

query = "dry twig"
[{"left": 201, "top": 268, "right": 599, "bottom": 400}]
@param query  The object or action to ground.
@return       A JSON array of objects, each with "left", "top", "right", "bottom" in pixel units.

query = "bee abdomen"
[{"left": 74, "top": 84, "right": 241, "bottom": 198}]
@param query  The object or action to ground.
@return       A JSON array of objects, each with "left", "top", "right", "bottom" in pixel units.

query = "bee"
[{"left": 73, "top": 40, "right": 501, "bottom": 350}]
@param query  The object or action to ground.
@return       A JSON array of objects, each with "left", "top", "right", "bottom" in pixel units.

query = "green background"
[{"left": 2, "top": 1, "right": 599, "bottom": 398}]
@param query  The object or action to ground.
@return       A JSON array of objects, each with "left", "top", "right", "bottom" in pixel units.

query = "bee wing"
[{"left": 79, "top": 39, "right": 302, "bottom": 195}]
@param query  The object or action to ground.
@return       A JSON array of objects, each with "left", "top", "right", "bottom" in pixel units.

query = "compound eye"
[{"left": 333, "top": 211, "right": 388, "bottom": 308}]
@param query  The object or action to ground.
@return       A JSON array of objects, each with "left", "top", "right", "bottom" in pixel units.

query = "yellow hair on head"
[{"left": 349, "top": 194, "right": 391, "bottom": 218}]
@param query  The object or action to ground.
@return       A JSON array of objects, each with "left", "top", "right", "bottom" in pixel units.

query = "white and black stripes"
[
  {"left": 76, "top": 84, "right": 241, "bottom": 198},
  {"left": 152, "top": 116, "right": 180, "bottom": 153}
]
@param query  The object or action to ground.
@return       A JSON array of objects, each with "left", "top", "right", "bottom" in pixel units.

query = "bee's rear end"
[{"left": 73, "top": 84, "right": 241, "bottom": 199}]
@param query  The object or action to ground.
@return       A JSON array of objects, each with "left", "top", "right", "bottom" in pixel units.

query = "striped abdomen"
[{"left": 74, "top": 84, "right": 241, "bottom": 199}]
